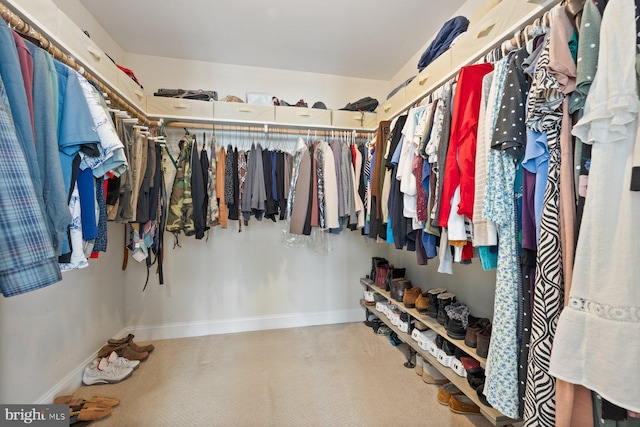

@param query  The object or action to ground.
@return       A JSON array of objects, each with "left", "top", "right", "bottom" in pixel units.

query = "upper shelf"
[
  {"left": 377, "top": 0, "right": 561, "bottom": 122},
  {"left": 7, "top": 0, "right": 559, "bottom": 130},
  {"left": 5, "top": 0, "right": 379, "bottom": 131}
]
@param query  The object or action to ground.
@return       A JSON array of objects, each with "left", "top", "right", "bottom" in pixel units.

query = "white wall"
[
  {"left": 124, "top": 53, "right": 388, "bottom": 111},
  {"left": 0, "top": 225, "right": 127, "bottom": 404},
  {"left": 125, "top": 222, "right": 381, "bottom": 339},
  {"left": 385, "top": 247, "right": 497, "bottom": 320}
]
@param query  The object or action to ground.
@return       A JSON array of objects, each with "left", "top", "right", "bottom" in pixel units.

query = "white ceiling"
[{"left": 79, "top": 0, "right": 467, "bottom": 80}]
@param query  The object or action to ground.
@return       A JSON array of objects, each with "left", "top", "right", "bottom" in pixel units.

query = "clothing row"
[
  {"left": 0, "top": 21, "right": 167, "bottom": 297},
  {"left": 165, "top": 133, "right": 294, "bottom": 239},
  {"left": 286, "top": 137, "right": 367, "bottom": 235},
  {"left": 363, "top": 0, "right": 639, "bottom": 424}
]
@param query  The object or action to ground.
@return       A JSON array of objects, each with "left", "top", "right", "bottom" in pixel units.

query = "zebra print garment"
[{"left": 523, "top": 36, "right": 565, "bottom": 427}]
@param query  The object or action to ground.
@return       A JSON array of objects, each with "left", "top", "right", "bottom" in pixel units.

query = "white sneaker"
[
  {"left": 82, "top": 356, "right": 133, "bottom": 385},
  {"left": 107, "top": 350, "right": 140, "bottom": 370}
]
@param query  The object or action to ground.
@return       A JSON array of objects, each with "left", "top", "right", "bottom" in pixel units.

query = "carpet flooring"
[{"left": 73, "top": 323, "right": 494, "bottom": 427}]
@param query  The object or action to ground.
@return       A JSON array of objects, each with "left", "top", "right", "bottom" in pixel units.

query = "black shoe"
[
  {"left": 436, "top": 293, "right": 455, "bottom": 325},
  {"left": 427, "top": 288, "right": 446, "bottom": 318}
]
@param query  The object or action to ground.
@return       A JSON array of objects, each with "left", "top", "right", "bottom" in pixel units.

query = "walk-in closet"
[{"left": 1, "top": 0, "right": 638, "bottom": 426}]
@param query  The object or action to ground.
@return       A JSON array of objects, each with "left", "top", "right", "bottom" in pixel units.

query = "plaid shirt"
[{"left": 0, "top": 75, "right": 61, "bottom": 297}]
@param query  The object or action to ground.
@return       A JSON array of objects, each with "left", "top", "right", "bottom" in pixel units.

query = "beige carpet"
[{"left": 73, "top": 323, "right": 494, "bottom": 427}]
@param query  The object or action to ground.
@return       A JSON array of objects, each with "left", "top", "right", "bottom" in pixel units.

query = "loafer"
[
  {"left": 437, "top": 383, "right": 463, "bottom": 405},
  {"left": 449, "top": 394, "right": 481, "bottom": 415}
]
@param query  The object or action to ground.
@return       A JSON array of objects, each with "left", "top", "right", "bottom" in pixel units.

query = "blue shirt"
[{"left": 54, "top": 60, "right": 99, "bottom": 195}]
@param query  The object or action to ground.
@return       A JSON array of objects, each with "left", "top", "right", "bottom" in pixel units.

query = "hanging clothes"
[
  {"left": 0, "top": 74, "right": 62, "bottom": 296},
  {"left": 550, "top": 0, "right": 640, "bottom": 414},
  {"left": 166, "top": 134, "right": 195, "bottom": 236},
  {"left": 25, "top": 40, "right": 71, "bottom": 256},
  {"left": 190, "top": 136, "right": 206, "bottom": 239}
]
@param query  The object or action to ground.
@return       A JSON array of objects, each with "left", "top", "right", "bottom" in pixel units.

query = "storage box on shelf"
[
  {"left": 117, "top": 72, "right": 146, "bottom": 112},
  {"left": 360, "top": 279, "right": 517, "bottom": 426},
  {"left": 275, "top": 105, "right": 331, "bottom": 127},
  {"left": 404, "top": 51, "right": 452, "bottom": 107},
  {"left": 56, "top": 11, "right": 120, "bottom": 86},
  {"left": 7, "top": 0, "right": 58, "bottom": 41},
  {"left": 213, "top": 101, "right": 275, "bottom": 124},
  {"left": 332, "top": 110, "right": 377, "bottom": 130},
  {"left": 146, "top": 96, "right": 214, "bottom": 122},
  {"left": 377, "top": 87, "right": 405, "bottom": 122}
]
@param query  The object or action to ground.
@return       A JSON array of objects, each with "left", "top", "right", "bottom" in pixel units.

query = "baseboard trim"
[
  {"left": 35, "top": 326, "right": 131, "bottom": 404},
  {"left": 128, "top": 309, "right": 364, "bottom": 342},
  {"left": 34, "top": 310, "right": 364, "bottom": 404}
]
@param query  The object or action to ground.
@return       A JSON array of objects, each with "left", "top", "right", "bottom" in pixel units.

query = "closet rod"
[
  {"left": 153, "top": 121, "right": 374, "bottom": 138},
  {"left": 393, "top": 0, "right": 561, "bottom": 121},
  {"left": 0, "top": 1, "right": 147, "bottom": 123}
]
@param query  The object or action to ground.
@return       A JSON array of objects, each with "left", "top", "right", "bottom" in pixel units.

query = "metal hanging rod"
[
  {"left": 0, "top": 1, "right": 146, "bottom": 123},
  {"left": 153, "top": 120, "right": 375, "bottom": 138}
]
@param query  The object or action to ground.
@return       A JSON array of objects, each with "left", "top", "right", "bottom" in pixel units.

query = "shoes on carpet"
[
  {"left": 107, "top": 334, "right": 155, "bottom": 354},
  {"left": 82, "top": 356, "right": 133, "bottom": 386},
  {"left": 98, "top": 343, "right": 149, "bottom": 361},
  {"left": 389, "top": 332, "right": 403, "bottom": 346},
  {"left": 376, "top": 325, "right": 392, "bottom": 336},
  {"left": 107, "top": 350, "right": 140, "bottom": 371}
]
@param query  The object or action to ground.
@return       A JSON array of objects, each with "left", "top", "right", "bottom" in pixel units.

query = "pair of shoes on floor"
[
  {"left": 388, "top": 332, "right": 402, "bottom": 346},
  {"left": 82, "top": 351, "right": 138, "bottom": 385},
  {"left": 437, "top": 383, "right": 481, "bottom": 415},
  {"left": 98, "top": 334, "right": 154, "bottom": 361},
  {"left": 54, "top": 394, "right": 120, "bottom": 424}
]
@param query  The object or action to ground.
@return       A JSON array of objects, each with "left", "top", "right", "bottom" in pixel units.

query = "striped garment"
[{"left": 0, "top": 75, "right": 61, "bottom": 297}]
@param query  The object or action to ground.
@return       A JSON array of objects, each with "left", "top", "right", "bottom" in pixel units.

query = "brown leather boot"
[
  {"left": 415, "top": 292, "right": 430, "bottom": 313},
  {"left": 465, "top": 318, "right": 490, "bottom": 348},
  {"left": 403, "top": 286, "right": 422, "bottom": 308},
  {"left": 476, "top": 323, "right": 492, "bottom": 358}
]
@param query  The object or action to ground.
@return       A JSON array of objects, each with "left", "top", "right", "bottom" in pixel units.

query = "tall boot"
[
  {"left": 436, "top": 292, "right": 456, "bottom": 325},
  {"left": 427, "top": 288, "right": 447, "bottom": 318}
]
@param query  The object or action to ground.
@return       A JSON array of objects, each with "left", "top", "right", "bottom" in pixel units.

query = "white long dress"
[{"left": 548, "top": 0, "right": 640, "bottom": 412}]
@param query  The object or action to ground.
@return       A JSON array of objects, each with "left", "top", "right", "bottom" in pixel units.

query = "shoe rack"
[{"left": 360, "top": 278, "right": 517, "bottom": 426}]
